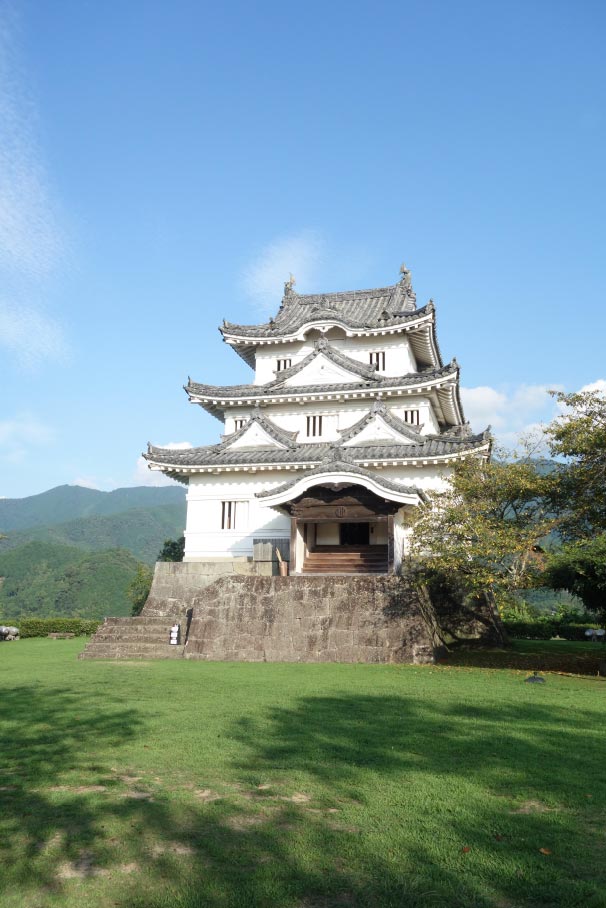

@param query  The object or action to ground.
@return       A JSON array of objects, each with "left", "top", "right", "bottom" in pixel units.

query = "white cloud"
[
  {"left": 579, "top": 379, "right": 606, "bottom": 395},
  {"left": 0, "top": 10, "right": 68, "bottom": 366},
  {"left": 0, "top": 413, "right": 54, "bottom": 464},
  {"left": 242, "top": 230, "right": 324, "bottom": 312},
  {"left": 461, "top": 383, "right": 562, "bottom": 448},
  {"left": 134, "top": 442, "right": 193, "bottom": 487}
]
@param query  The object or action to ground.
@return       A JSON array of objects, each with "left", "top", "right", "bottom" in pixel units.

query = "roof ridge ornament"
[
  {"left": 372, "top": 397, "right": 387, "bottom": 415},
  {"left": 284, "top": 273, "right": 296, "bottom": 296},
  {"left": 399, "top": 262, "right": 417, "bottom": 312},
  {"left": 315, "top": 336, "right": 330, "bottom": 351}
]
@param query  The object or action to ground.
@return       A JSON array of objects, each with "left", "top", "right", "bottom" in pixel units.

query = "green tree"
[
  {"left": 545, "top": 535, "right": 606, "bottom": 623},
  {"left": 157, "top": 536, "right": 185, "bottom": 562},
  {"left": 546, "top": 389, "right": 606, "bottom": 538},
  {"left": 127, "top": 563, "right": 153, "bottom": 616},
  {"left": 409, "top": 451, "right": 556, "bottom": 612}
]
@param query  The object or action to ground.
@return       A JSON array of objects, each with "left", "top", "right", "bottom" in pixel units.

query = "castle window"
[
  {"left": 221, "top": 500, "right": 247, "bottom": 530},
  {"left": 276, "top": 358, "right": 292, "bottom": 371},
  {"left": 306, "top": 415, "right": 323, "bottom": 437},
  {"left": 402, "top": 409, "right": 420, "bottom": 425},
  {"left": 233, "top": 418, "right": 247, "bottom": 431},
  {"left": 369, "top": 351, "right": 385, "bottom": 371}
]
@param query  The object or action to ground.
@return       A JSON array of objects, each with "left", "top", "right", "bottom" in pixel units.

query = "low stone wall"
[
  {"left": 142, "top": 559, "right": 269, "bottom": 618},
  {"left": 184, "top": 574, "right": 437, "bottom": 663}
]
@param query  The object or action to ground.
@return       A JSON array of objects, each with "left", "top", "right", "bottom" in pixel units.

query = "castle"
[
  {"left": 143, "top": 264, "right": 490, "bottom": 574},
  {"left": 81, "top": 265, "right": 495, "bottom": 663}
]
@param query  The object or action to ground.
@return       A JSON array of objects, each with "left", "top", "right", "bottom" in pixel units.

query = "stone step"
[
  {"left": 80, "top": 643, "right": 185, "bottom": 660},
  {"left": 102, "top": 616, "right": 180, "bottom": 625},
  {"left": 92, "top": 632, "right": 179, "bottom": 645}
]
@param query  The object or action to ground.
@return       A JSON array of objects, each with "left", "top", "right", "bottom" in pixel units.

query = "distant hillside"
[
  {"left": 0, "top": 542, "right": 139, "bottom": 621},
  {"left": 0, "top": 484, "right": 186, "bottom": 533},
  {"left": 0, "top": 503, "right": 186, "bottom": 564}
]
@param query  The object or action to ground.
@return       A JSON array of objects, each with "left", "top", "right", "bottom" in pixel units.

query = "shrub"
[
  {"left": 18, "top": 617, "right": 102, "bottom": 638},
  {"left": 503, "top": 618, "right": 603, "bottom": 641}
]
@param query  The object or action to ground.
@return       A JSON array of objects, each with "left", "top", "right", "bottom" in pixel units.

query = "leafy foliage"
[
  {"left": 128, "top": 563, "right": 154, "bottom": 615},
  {"left": 546, "top": 389, "right": 606, "bottom": 537},
  {"left": 409, "top": 452, "right": 556, "bottom": 606},
  {"left": 157, "top": 535, "right": 185, "bottom": 562},
  {"left": 17, "top": 617, "right": 102, "bottom": 637},
  {"left": 544, "top": 534, "right": 606, "bottom": 621}
]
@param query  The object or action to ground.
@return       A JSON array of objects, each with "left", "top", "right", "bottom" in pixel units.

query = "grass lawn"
[{"left": 1, "top": 640, "right": 605, "bottom": 908}]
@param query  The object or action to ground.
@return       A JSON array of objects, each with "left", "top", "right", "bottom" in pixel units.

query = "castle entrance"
[{"left": 283, "top": 484, "right": 401, "bottom": 575}]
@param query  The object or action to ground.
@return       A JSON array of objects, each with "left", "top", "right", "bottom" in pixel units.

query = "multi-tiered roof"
[{"left": 144, "top": 267, "right": 491, "bottom": 485}]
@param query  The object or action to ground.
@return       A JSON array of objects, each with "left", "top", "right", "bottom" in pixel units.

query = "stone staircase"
[
  {"left": 302, "top": 545, "right": 388, "bottom": 575},
  {"left": 79, "top": 616, "right": 186, "bottom": 660}
]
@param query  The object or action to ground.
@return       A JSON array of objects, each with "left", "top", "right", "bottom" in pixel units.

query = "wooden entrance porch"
[{"left": 285, "top": 485, "right": 400, "bottom": 575}]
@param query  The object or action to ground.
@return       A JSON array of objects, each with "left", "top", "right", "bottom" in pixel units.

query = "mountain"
[
  {"left": 0, "top": 484, "right": 186, "bottom": 533},
  {"left": 0, "top": 503, "right": 186, "bottom": 564},
  {"left": 0, "top": 542, "right": 139, "bottom": 620}
]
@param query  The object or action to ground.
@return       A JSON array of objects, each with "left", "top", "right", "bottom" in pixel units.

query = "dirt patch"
[
  {"left": 195, "top": 788, "right": 222, "bottom": 802},
  {"left": 122, "top": 790, "right": 154, "bottom": 801},
  {"left": 118, "top": 774, "right": 142, "bottom": 784},
  {"left": 57, "top": 854, "right": 140, "bottom": 880},
  {"left": 49, "top": 784, "right": 107, "bottom": 794},
  {"left": 511, "top": 800, "right": 555, "bottom": 815},
  {"left": 281, "top": 792, "right": 311, "bottom": 804}
]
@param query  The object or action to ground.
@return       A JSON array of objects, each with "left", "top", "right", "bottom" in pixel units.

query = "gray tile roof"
[
  {"left": 186, "top": 360, "right": 458, "bottom": 402},
  {"left": 255, "top": 449, "right": 428, "bottom": 502},
  {"left": 221, "top": 408, "right": 298, "bottom": 447},
  {"left": 338, "top": 398, "right": 426, "bottom": 444},
  {"left": 144, "top": 430, "right": 491, "bottom": 470},
  {"left": 221, "top": 269, "right": 420, "bottom": 339},
  {"left": 274, "top": 338, "right": 380, "bottom": 384}
]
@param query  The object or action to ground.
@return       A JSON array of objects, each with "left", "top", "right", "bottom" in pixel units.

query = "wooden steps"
[{"left": 302, "top": 545, "right": 388, "bottom": 575}]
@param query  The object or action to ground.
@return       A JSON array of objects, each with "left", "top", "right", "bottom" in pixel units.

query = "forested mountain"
[
  {"left": 0, "top": 484, "right": 187, "bottom": 621},
  {"left": 0, "top": 484, "right": 185, "bottom": 532},
  {"left": 0, "top": 503, "right": 185, "bottom": 564},
  {"left": 0, "top": 542, "right": 139, "bottom": 620}
]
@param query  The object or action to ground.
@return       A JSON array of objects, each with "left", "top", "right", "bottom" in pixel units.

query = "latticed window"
[
  {"left": 233, "top": 418, "right": 247, "bottom": 431},
  {"left": 369, "top": 351, "right": 386, "bottom": 371},
  {"left": 221, "top": 501, "right": 246, "bottom": 529},
  {"left": 306, "top": 415, "right": 323, "bottom": 437},
  {"left": 276, "top": 358, "right": 292, "bottom": 371},
  {"left": 402, "top": 409, "right": 420, "bottom": 425}
]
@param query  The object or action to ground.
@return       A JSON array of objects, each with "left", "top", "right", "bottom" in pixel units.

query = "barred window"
[
  {"left": 402, "top": 409, "right": 420, "bottom": 425},
  {"left": 233, "top": 418, "right": 247, "bottom": 431},
  {"left": 369, "top": 351, "right": 386, "bottom": 371},
  {"left": 306, "top": 415, "right": 323, "bottom": 437},
  {"left": 221, "top": 501, "right": 247, "bottom": 530},
  {"left": 276, "top": 358, "right": 292, "bottom": 371}
]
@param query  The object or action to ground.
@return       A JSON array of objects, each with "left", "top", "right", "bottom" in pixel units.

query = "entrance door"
[{"left": 340, "top": 522, "right": 370, "bottom": 545}]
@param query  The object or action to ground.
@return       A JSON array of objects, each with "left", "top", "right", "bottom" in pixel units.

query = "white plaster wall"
[
  {"left": 370, "top": 522, "right": 388, "bottom": 545},
  {"left": 184, "top": 471, "right": 290, "bottom": 560},
  {"left": 253, "top": 333, "right": 417, "bottom": 384}
]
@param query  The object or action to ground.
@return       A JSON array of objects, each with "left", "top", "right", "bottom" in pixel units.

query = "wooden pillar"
[
  {"left": 290, "top": 516, "right": 297, "bottom": 574},
  {"left": 387, "top": 514, "right": 395, "bottom": 573}
]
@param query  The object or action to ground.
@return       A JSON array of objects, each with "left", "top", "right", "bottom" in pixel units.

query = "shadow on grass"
[{"left": 1, "top": 686, "right": 605, "bottom": 907}]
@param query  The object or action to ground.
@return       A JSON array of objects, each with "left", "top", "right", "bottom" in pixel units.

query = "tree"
[
  {"left": 544, "top": 535, "right": 606, "bottom": 623},
  {"left": 127, "top": 563, "right": 153, "bottom": 616},
  {"left": 157, "top": 536, "right": 185, "bottom": 562},
  {"left": 409, "top": 451, "right": 556, "bottom": 609},
  {"left": 545, "top": 389, "right": 606, "bottom": 538}
]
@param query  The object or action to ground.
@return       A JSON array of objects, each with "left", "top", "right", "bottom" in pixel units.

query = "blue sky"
[{"left": 1, "top": 0, "right": 605, "bottom": 498}]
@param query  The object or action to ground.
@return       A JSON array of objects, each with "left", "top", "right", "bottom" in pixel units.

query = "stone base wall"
[
  {"left": 184, "top": 574, "right": 437, "bottom": 664},
  {"left": 141, "top": 559, "right": 270, "bottom": 618}
]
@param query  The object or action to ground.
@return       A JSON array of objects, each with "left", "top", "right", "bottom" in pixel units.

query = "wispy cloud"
[
  {"left": 0, "top": 412, "right": 54, "bottom": 464},
  {"left": 134, "top": 442, "right": 193, "bottom": 487},
  {"left": 0, "top": 9, "right": 68, "bottom": 366},
  {"left": 242, "top": 230, "right": 324, "bottom": 312},
  {"left": 461, "top": 383, "right": 563, "bottom": 448}
]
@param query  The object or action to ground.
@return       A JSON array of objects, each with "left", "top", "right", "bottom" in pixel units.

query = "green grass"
[
  {"left": 442, "top": 638, "right": 606, "bottom": 675},
  {"left": 1, "top": 641, "right": 605, "bottom": 908}
]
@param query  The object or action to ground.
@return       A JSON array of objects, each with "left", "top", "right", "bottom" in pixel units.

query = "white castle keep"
[{"left": 144, "top": 265, "right": 490, "bottom": 575}]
